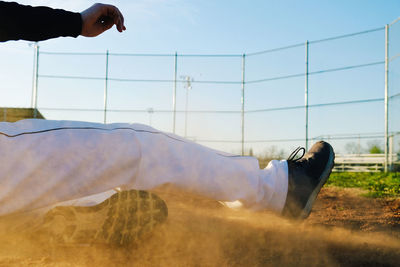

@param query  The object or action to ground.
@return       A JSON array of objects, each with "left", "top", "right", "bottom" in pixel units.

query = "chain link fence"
[{"left": 1, "top": 21, "right": 399, "bottom": 169}]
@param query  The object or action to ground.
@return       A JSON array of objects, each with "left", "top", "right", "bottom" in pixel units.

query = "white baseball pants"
[{"left": 0, "top": 119, "right": 288, "bottom": 216}]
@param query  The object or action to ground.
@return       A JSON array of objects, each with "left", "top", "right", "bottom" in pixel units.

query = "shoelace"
[{"left": 287, "top": 146, "right": 305, "bottom": 162}]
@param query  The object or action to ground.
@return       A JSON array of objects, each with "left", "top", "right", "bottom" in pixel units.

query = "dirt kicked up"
[{"left": 0, "top": 185, "right": 399, "bottom": 266}]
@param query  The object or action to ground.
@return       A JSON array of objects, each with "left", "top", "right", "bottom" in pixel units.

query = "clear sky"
[
  {"left": 1, "top": 0, "right": 398, "bottom": 52},
  {"left": 0, "top": 0, "right": 399, "bottom": 155}
]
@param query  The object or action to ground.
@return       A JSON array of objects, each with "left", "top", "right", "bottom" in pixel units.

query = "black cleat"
[
  {"left": 282, "top": 141, "right": 335, "bottom": 219},
  {"left": 40, "top": 189, "right": 168, "bottom": 246}
]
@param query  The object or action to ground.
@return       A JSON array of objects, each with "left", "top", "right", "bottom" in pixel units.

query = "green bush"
[{"left": 327, "top": 172, "right": 400, "bottom": 197}]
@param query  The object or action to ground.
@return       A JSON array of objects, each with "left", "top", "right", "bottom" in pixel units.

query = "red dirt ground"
[
  {"left": 0, "top": 185, "right": 399, "bottom": 266},
  {"left": 309, "top": 187, "right": 400, "bottom": 238}
]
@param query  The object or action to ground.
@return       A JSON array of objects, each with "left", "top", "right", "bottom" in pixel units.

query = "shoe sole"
[
  {"left": 41, "top": 190, "right": 168, "bottom": 246},
  {"left": 299, "top": 145, "right": 335, "bottom": 219}
]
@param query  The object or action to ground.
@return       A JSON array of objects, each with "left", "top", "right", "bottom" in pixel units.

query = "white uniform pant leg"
[{"left": 0, "top": 119, "right": 288, "bottom": 215}]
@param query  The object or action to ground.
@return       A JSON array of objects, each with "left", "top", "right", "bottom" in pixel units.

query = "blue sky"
[
  {"left": 0, "top": 0, "right": 399, "bottom": 154},
  {"left": 4, "top": 0, "right": 398, "bottom": 53}
]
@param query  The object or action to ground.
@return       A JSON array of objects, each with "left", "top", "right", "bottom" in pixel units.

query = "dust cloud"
[{"left": 0, "top": 185, "right": 399, "bottom": 266}]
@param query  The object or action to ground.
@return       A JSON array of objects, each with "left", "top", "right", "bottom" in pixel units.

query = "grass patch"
[{"left": 327, "top": 172, "right": 400, "bottom": 198}]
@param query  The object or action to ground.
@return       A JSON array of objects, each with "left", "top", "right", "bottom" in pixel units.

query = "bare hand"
[{"left": 80, "top": 3, "right": 126, "bottom": 37}]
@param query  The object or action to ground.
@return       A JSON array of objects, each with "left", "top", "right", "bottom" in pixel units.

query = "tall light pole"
[{"left": 180, "top": 75, "right": 193, "bottom": 138}]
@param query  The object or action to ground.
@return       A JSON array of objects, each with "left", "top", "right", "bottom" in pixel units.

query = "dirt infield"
[
  {"left": 309, "top": 187, "right": 400, "bottom": 237},
  {"left": 0, "top": 185, "right": 399, "bottom": 266}
]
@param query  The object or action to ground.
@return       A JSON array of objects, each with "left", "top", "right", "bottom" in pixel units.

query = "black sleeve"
[{"left": 0, "top": 1, "right": 82, "bottom": 42}]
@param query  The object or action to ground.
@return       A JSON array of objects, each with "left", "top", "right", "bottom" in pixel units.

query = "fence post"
[
  {"left": 384, "top": 25, "right": 389, "bottom": 172},
  {"left": 389, "top": 135, "right": 393, "bottom": 171},
  {"left": 104, "top": 50, "right": 109, "bottom": 124},
  {"left": 173, "top": 52, "right": 178, "bottom": 134},
  {"left": 305, "top": 41, "right": 309, "bottom": 151},
  {"left": 32, "top": 43, "right": 39, "bottom": 118},
  {"left": 241, "top": 54, "right": 246, "bottom": 156}
]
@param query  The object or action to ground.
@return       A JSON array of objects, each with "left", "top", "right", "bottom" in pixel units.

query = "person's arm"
[{"left": 0, "top": 1, "right": 126, "bottom": 42}]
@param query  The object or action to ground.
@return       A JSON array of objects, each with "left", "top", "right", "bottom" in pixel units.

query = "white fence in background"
[{"left": 334, "top": 153, "right": 400, "bottom": 172}]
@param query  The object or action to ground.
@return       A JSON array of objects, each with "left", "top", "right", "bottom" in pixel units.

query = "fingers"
[
  {"left": 81, "top": 3, "right": 126, "bottom": 37},
  {"left": 103, "top": 4, "right": 126, "bottom": 32},
  {"left": 114, "top": 6, "right": 126, "bottom": 32}
]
